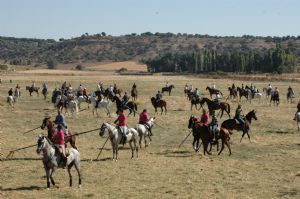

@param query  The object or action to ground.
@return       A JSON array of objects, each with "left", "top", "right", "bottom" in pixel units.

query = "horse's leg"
[
  {"left": 105, "top": 107, "right": 110, "bottom": 117},
  {"left": 45, "top": 167, "right": 51, "bottom": 189},
  {"left": 67, "top": 162, "right": 74, "bottom": 187},
  {"left": 225, "top": 140, "right": 232, "bottom": 156},
  {"left": 193, "top": 138, "right": 197, "bottom": 151},
  {"left": 246, "top": 131, "right": 251, "bottom": 143},
  {"left": 220, "top": 109, "right": 224, "bottom": 118},
  {"left": 161, "top": 107, "right": 163, "bottom": 115},
  {"left": 74, "top": 162, "right": 82, "bottom": 188},
  {"left": 218, "top": 140, "right": 225, "bottom": 155},
  {"left": 205, "top": 142, "right": 212, "bottom": 155},
  {"left": 50, "top": 168, "right": 56, "bottom": 186},
  {"left": 165, "top": 105, "right": 167, "bottom": 114},
  {"left": 70, "top": 137, "right": 77, "bottom": 149},
  {"left": 129, "top": 141, "right": 134, "bottom": 159},
  {"left": 138, "top": 135, "right": 142, "bottom": 148},
  {"left": 240, "top": 131, "right": 246, "bottom": 143}
]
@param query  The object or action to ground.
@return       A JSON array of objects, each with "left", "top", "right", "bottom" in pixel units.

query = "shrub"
[
  {"left": 47, "top": 59, "right": 57, "bottom": 69},
  {"left": 76, "top": 64, "right": 85, "bottom": 70},
  {"left": 117, "top": 67, "right": 128, "bottom": 73},
  {"left": 0, "top": 64, "right": 8, "bottom": 70}
]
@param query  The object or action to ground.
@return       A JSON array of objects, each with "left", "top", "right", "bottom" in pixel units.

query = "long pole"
[
  {"left": 95, "top": 136, "right": 110, "bottom": 160},
  {"left": 178, "top": 130, "right": 193, "bottom": 148},
  {"left": 23, "top": 126, "right": 41, "bottom": 135}
]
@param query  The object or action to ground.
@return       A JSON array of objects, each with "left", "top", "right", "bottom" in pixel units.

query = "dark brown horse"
[
  {"left": 206, "top": 86, "right": 223, "bottom": 99},
  {"left": 151, "top": 97, "right": 167, "bottom": 114},
  {"left": 41, "top": 117, "right": 77, "bottom": 149},
  {"left": 228, "top": 87, "right": 237, "bottom": 99},
  {"left": 237, "top": 87, "right": 250, "bottom": 102},
  {"left": 112, "top": 95, "right": 137, "bottom": 116},
  {"left": 221, "top": 110, "right": 257, "bottom": 143},
  {"left": 270, "top": 92, "right": 280, "bottom": 106},
  {"left": 162, "top": 85, "right": 175, "bottom": 96},
  {"left": 113, "top": 87, "right": 122, "bottom": 97},
  {"left": 188, "top": 115, "right": 232, "bottom": 155},
  {"left": 201, "top": 97, "right": 231, "bottom": 118},
  {"left": 131, "top": 87, "right": 138, "bottom": 101},
  {"left": 26, "top": 86, "right": 40, "bottom": 96},
  {"left": 190, "top": 96, "right": 204, "bottom": 111}
]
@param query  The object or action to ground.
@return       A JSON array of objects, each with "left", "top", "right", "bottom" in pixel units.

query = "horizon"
[{"left": 1, "top": 0, "right": 300, "bottom": 40}]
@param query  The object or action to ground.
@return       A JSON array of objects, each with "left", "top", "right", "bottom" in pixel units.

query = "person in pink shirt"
[
  {"left": 114, "top": 109, "right": 128, "bottom": 144},
  {"left": 200, "top": 109, "right": 209, "bottom": 126},
  {"left": 139, "top": 109, "right": 152, "bottom": 136},
  {"left": 53, "top": 124, "right": 67, "bottom": 166}
]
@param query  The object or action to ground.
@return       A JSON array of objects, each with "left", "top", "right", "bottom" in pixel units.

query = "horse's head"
[
  {"left": 148, "top": 117, "right": 155, "bottom": 127},
  {"left": 41, "top": 117, "right": 51, "bottom": 130},
  {"left": 206, "top": 86, "right": 209, "bottom": 90},
  {"left": 99, "top": 123, "right": 107, "bottom": 137},
  {"left": 188, "top": 115, "right": 197, "bottom": 129},
  {"left": 246, "top": 110, "right": 257, "bottom": 123},
  {"left": 171, "top": 85, "right": 175, "bottom": 89},
  {"left": 36, "top": 135, "right": 46, "bottom": 154}
]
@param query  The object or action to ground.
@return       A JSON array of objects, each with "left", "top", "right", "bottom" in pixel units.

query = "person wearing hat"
[
  {"left": 122, "top": 92, "right": 129, "bottom": 107},
  {"left": 210, "top": 110, "right": 218, "bottom": 142},
  {"left": 155, "top": 90, "right": 162, "bottom": 102},
  {"left": 53, "top": 124, "right": 67, "bottom": 167},
  {"left": 114, "top": 109, "right": 128, "bottom": 144},
  {"left": 235, "top": 104, "right": 245, "bottom": 130}
]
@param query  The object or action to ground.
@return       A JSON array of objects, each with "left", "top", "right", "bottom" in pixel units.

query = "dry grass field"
[{"left": 1, "top": 70, "right": 300, "bottom": 199}]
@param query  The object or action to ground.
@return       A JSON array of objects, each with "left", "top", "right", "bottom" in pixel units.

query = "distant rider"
[
  {"left": 139, "top": 109, "right": 152, "bottom": 136},
  {"left": 114, "top": 109, "right": 128, "bottom": 144}
]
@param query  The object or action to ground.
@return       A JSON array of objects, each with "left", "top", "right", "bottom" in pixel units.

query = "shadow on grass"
[
  {"left": 81, "top": 157, "right": 112, "bottom": 162},
  {"left": 0, "top": 185, "right": 42, "bottom": 192},
  {"left": 154, "top": 149, "right": 194, "bottom": 158},
  {"left": 0, "top": 157, "right": 41, "bottom": 161}
]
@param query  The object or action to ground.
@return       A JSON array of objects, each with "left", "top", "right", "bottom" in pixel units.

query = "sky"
[{"left": 0, "top": 0, "right": 299, "bottom": 40}]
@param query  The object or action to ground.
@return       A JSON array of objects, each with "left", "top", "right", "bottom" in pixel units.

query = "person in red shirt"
[
  {"left": 200, "top": 109, "right": 209, "bottom": 126},
  {"left": 114, "top": 109, "right": 128, "bottom": 144},
  {"left": 139, "top": 109, "right": 152, "bottom": 136},
  {"left": 53, "top": 124, "right": 67, "bottom": 166}
]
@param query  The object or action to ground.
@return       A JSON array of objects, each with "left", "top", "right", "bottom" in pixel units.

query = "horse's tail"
[
  {"left": 227, "top": 103, "right": 230, "bottom": 113},
  {"left": 134, "top": 103, "right": 137, "bottom": 111}
]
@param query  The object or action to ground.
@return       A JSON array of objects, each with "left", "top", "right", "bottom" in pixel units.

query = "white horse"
[
  {"left": 248, "top": 92, "right": 263, "bottom": 103},
  {"left": 7, "top": 96, "right": 15, "bottom": 108},
  {"left": 99, "top": 122, "right": 138, "bottom": 160},
  {"left": 36, "top": 135, "right": 82, "bottom": 189},
  {"left": 89, "top": 96, "right": 111, "bottom": 117},
  {"left": 295, "top": 112, "right": 300, "bottom": 132},
  {"left": 65, "top": 99, "right": 79, "bottom": 116},
  {"left": 77, "top": 95, "right": 89, "bottom": 109},
  {"left": 55, "top": 94, "right": 67, "bottom": 108},
  {"left": 136, "top": 117, "right": 155, "bottom": 148}
]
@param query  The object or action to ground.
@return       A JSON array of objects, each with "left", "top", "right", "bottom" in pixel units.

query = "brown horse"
[
  {"left": 221, "top": 110, "right": 257, "bottom": 143},
  {"left": 206, "top": 86, "right": 223, "bottom": 98},
  {"left": 26, "top": 86, "right": 40, "bottom": 96},
  {"left": 188, "top": 115, "right": 232, "bottom": 155},
  {"left": 200, "top": 97, "right": 231, "bottom": 118},
  {"left": 162, "top": 85, "right": 175, "bottom": 96},
  {"left": 228, "top": 87, "right": 237, "bottom": 99},
  {"left": 151, "top": 97, "right": 167, "bottom": 114},
  {"left": 237, "top": 87, "right": 250, "bottom": 102},
  {"left": 41, "top": 117, "right": 77, "bottom": 149},
  {"left": 131, "top": 87, "right": 138, "bottom": 101},
  {"left": 113, "top": 87, "right": 122, "bottom": 97}
]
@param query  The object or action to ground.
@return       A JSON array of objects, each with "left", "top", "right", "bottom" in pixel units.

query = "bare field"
[{"left": 1, "top": 72, "right": 300, "bottom": 199}]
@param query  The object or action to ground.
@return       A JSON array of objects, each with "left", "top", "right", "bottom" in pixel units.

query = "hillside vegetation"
[{"left": 0, "top": 33, "right": 299, "bottom": 72}]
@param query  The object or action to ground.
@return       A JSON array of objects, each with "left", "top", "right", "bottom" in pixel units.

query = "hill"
[{"left": 0, "top": 33, "right": 300, "bottom": 69}]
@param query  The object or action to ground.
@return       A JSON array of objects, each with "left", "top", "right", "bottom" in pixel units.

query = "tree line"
[{"left": 143, "top": 44, "right": 296, "bottom": 73}]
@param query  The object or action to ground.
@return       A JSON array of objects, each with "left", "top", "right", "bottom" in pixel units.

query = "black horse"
[
  {"left": 162, "top": 85, "right": 175, "bottom": 96},
  {"left": 190, "top": 97, "right": 204, "bottom": 111},
  {"left": 200, "top": 97, "right": 231, "bottom": 118},
  {"left": 221, "top": 110, "right": 257, "bottom": 143},
  {"left": 112, "top": 96, "right": 137, "bottom": 116},
  {"left": 270, "top": 92, "right": 280, "bottom": 106}
]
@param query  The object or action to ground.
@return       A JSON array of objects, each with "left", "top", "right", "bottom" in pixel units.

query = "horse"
[
  {"left": 206, "top": 86, "right": 223, "bottom": 99},
  {"left": 162, "top": 85, "right": 175, "bottom": 96},
  {"left": 14, "top": 88, "right": 21, "bottom": 101},
  {"left": 131, "top": 87, "right": 138, "bottom": 101},
  {"left": 270, "top": 92, "right": 280, "bottom": 106},
  {"left": 112, "top": 96, "right": 137, "bottom": 117},
  {"left": 99, "top": 122, "right": 138, "bottom": 160},
  {"left": 295, "top": 112, "right": 300, "bottom": 132},
  {"left": 42, "top": 87, "right": 48, "bottom": 100},
  {"left": 136, "top": 118, "right": 155, "bottom": 148},
  {"left": 237, "top": 87, "right": 251, "bottom": 102},
  {"left": 188, "top": 115, "right": 232, "bottom": 155},
  {"left": 151, "top": 97, "right": 167, "bottom": 114},
  {"left": 190, "top": 96, "right": 204, "bottom": 111},
  {"left": 36, "top": 135, "right": 82, "bottom": 189},
  {"left": 89, "top": 96, "right": 111, "bottom": 117},
  {"left": 188, "top": 115, "right": 211, "bottom": 155},
  {"left": 221, "top": 110, "right": 257, "bottom": 143},
  {"left": 41, "top": 117, "right": 77, "bottom": 149},
  {"left": 77, "top": 95, "right": 89, "bottom": 109},
  {"left": 26, "top": 86, "right": 40, "bottom": 96},
  {"left": 7, "top": 95, "right": 15, "bottom": 108},
  {"left": 248, "top": 92, "right": 263, "bottom": 103},
  {"left": 200, "top": 97, "right": 231, "bottom": 118},
  {"left": 100, "top": 89, "right": 114, "bottom": 101},
  {"left": 113, "top": 88, "right": 122, "bottom": 97},
  {"left": 287, "top": 90, "right": 295, "bottom": 103},
  {"left": 65, "top": 99, "right": 79, "bottom": 116},
  {"left": 228, "top": 87, "right": 237, "bottom": 99},
  {"left": 263, "top": 87, "right": 273, "bottom": 99}
]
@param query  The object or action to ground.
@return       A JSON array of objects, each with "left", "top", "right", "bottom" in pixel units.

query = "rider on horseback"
[
  {"left": 288, "top": 86, "right": 294, "bottom": 96},
  {"left": 31, "top": 81, "right": 35, "bottom": 92},
  {"left": 209, "top": 110, "right": 218, "bottom": 142},
  {"left": 8, "top": 88, "right": 13, "bottom": 96},
  {"left": 122, "top": 92, "right": 129, "bottom": 107},
  {"left": 214, "top": 93, "right": 221, "bottom": 104},
  {"left": 95, "top": 93, "right": 103, "bottom": 108},
  {"left": 54, "top": 110, "right": 68, "bottom": 135},
  {"left": 194, "top": 88, "right": 200, "bottom": 99},
  {"left": 139, "top": 109, "right": 152, "bottom": 136},
  {"left": 156, "top": 90, "right": 162, "bottom": 102},
  {"left": 114, "top": 109, "right": 128, "bottom": 144},
  {"left": 83, "top": 88, "right": 88, "bottom": 98},
  {"left": 165, "top": 81, "right": 169, "bottom": 88},
  {"left": 132, "top": 83, "right": 137, "bottom": 89},
  {"left": 200, "top": 109, "right": 209, "bottom": 126},
  {"left": 235, "top": 104, "right": 245, "bottom": 130},
  {"left": 53, "top": 124, "right": 67, "bottom": 167}
]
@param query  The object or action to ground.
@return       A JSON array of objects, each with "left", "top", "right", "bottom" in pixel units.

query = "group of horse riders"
[{"left": 186, "top": 83, "right": 222, "bottom": 104}]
